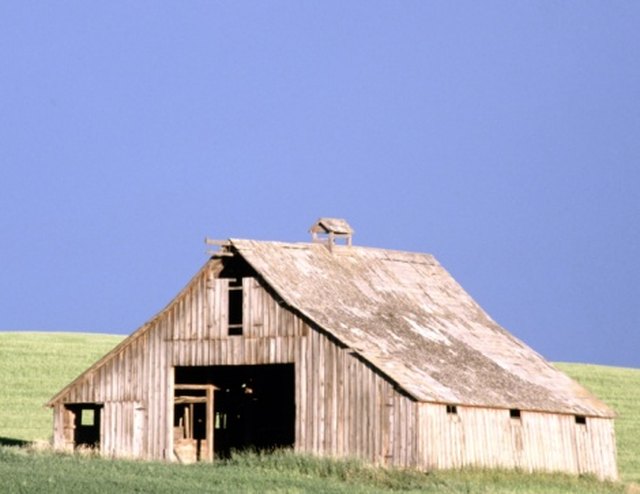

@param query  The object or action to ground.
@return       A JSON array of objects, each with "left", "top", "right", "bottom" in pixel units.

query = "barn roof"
[
  {"left": 229, "top": 239, "right": 614, "bottom": 418},
  {"left": 47, "top": 235, "right": 614, "bottom": 418}
]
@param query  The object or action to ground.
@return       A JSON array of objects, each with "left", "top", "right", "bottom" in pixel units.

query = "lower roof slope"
[{"left": 231, "top": 239, "right": 614, "bottom": 418}]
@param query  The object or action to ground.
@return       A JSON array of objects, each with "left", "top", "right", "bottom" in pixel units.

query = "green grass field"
[
  {"left": 0, "top": 332, "right": 637, "bottom": 493},
  {"left": 0, "top": 447, "right": 627, "bottom": 494},
  {"left": 0, "top": 332, "right": 124, "bottom": 443}
]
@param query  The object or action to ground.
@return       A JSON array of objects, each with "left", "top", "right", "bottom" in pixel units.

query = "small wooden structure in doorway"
[
  {"left": 173, "top": 384, "right": 216, "bottom": 463},
  {"left": 47, "top": 218, "right": 618, "bottom": 480}
]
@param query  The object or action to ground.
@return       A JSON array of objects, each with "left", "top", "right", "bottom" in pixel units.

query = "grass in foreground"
[
  {"left": 0, "top": 332, "right": 124, "bottom": 442},
  {"left": 557, "top": 362, "right": 640, "bottom": 485},
  {"left": 0, "top": 446, "right": 627, "bottom": 494}
]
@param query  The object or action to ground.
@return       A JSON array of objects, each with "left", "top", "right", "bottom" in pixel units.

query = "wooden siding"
[
  {"left": 417, "top": 404, "right": 618, "bottom": 480},
  {"left": 102, "top": 401, "right": 145, "bottom": 459},
  {"left": 51, "top": 404, "right": 74, "bottom": 452},
  {"left": 295, "top": 328, "right": 419, "bottom": 467},
  {"left": 171, "top": 276, "right": 308, "bottom": 367},
  {"left": 50, "top": 256, "right": 617, "bottom": 481},
  {"left": 50, "top": 263, "right": 415, "bottom": 466}
]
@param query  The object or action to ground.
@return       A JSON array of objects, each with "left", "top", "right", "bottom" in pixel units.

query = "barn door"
[
  {"left": 384, "top": 396, "right": 396, "bottom": 465},
  {"left": 132, "top": 403, "right": 145, "bottom": 457}
]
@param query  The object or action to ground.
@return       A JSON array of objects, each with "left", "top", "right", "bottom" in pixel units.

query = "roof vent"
[{"left": 309, "top": 218, "right": 354, "bottom": 250}]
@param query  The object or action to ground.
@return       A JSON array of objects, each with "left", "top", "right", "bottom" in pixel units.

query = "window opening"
[
  {"left": 575, "top": 415, "right": 587, "bottom": 425},
  {"left": 228, "top": 278, "right": 243, "bottom": 336},
  {"left": 446, "top": 404, "right": 458, "bottom": 415},
  {"left": 510, "top": 409, "right": 521, "bottom": 419},
  {"left": 65, "top": 404, "right": 102, "bottom": 449},
  {"left": 81, "top": 408, "right": 95, "bottom": 426},
  {"left": 215, "top": 412, "right": 228, "bottom": 430}
]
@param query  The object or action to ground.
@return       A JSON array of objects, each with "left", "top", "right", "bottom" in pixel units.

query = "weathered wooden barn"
[{"left": 47, "top": 218, "right": 617, "bottom": 479}]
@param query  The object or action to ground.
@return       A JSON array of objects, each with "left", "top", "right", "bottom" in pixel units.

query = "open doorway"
[{"left": 175, "top": 364, "right": 294, "bottom": 458}]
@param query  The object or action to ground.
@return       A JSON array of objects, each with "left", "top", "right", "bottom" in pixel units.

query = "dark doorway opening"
[
  {"left": 65, "top": 404, "right": 102, "bottom": 449},
  {"left": 175, "top": 364, "right": 294, "bottom": 458}
]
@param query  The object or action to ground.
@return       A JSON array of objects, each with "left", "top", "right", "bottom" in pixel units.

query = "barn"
[{"left": 47, "top": 218, "right": 617, "bottom": 479}]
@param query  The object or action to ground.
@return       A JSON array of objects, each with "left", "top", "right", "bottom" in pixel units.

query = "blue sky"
[{"left": 1, "top": 2, "right": 638, "bottom": 368}]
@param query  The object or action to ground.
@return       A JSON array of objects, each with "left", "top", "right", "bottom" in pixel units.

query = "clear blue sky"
[{"left": 1, "top": 2, "right": 638, "bottom": 368}]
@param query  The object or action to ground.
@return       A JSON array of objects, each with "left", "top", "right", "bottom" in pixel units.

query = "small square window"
[
  {"left": 575, "top": 415, "right": 587, "bottom": 425},
  {"left": 510, "top": 409, "right": 521, "bottom": 419},
  {"left": 446, "top": 404, "right": 458, "bottom": 415}
]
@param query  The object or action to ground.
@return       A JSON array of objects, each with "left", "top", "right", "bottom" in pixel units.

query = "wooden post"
[{"left": 206, "top": 386, "right": 214, "bottom": 462}]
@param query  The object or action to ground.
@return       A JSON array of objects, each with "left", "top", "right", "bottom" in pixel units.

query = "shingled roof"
[{"left": 229, "top": 239, "right": 614, "bottom": 418}]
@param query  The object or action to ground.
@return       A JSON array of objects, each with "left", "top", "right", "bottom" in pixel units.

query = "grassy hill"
[
  {"left": 0, "top": 332, "right": 637, "bottom": 493},
  {"left": 0, "top": 332, "right": 124, "bottom": 443}
]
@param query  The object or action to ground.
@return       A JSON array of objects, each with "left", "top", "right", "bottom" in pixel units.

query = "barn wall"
[
  {"left": 295, "top": 328, "right": 419, "bottom": 467},
  {"left": 51, "top": 403, "right": 74, "bottom": 452},
  {"left": 168, "top": 273, "right": 417, "bottom": 467},
  {"left": 101, "top": 401, "right": 145, "bottom": 458},
  {"left": 170, "top": 275, "right": 307, "bottom": 367},
  {"left": 417, "top": 404, "right": 618, "bottom": 480},
  {"left": 50, "top": 263, "right": 416, "bottom": 466},
  {"left": 51, "top": 323, "right": 171, "bottom": 460}
]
